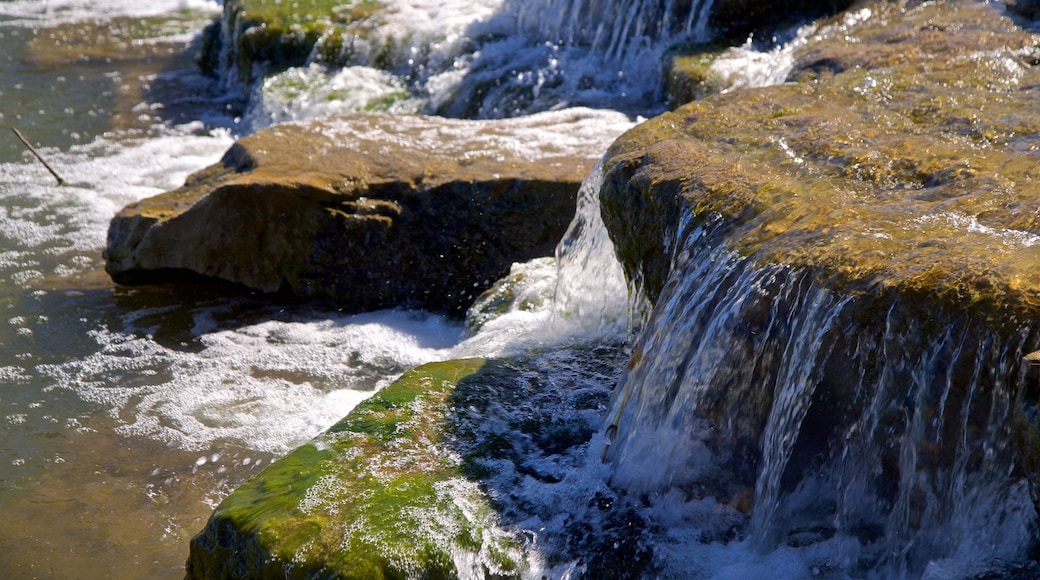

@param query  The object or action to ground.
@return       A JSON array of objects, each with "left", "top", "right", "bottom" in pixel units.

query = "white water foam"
[
  {"left": 0, "top": 0, "right": 217, "bottom": 26},
  {"left": 313, "top": 106, "right": 635, "bottom": 162},
  {"left": 4, "top": 104, "right": 634, "bottom": 457},
  {"left": 0, "top": 125, "right": 234, "bottom": 284},
  {"left": 247, "top": 64, "right": 421, "bottom": 128},
  {"left": 242, "top": 0, "right": 713, "bottom": 122},
  {"left": 40, "top": 308, "right": 463, "bottom": 454}
]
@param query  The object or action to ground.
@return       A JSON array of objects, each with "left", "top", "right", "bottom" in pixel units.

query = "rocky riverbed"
[{"left": 96, "top": 0, "right": 1040, "bottom": 577}]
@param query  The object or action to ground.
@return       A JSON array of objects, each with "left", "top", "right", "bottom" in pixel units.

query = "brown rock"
[{"left": 104, "top": 109, "right": 632, "bottom": 315}]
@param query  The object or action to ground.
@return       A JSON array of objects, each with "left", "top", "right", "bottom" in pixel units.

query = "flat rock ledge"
[
  {"left": 104, "top": 108, "right": 631, "bottom": 315},
  {"left": 604, "top": 0, "right": 1040, "bottom": 319}
]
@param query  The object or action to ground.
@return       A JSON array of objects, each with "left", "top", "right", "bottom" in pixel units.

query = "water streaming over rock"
[
  {"left": 510, "top": 0, "right": 716, "bottom": 66},
  {"left": 602, "top": 209, "right": 1039, "bottom": 577},
  {"left": 5, "top": 0, "right": 1038, "bottom": 576},
  {"left": 225, "top": 0, "right": 719, "bottom": 121}
]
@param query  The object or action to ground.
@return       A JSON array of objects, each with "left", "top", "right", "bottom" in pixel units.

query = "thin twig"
[{"left": 11, "top": 127, "right": 66, "bottom": 186}]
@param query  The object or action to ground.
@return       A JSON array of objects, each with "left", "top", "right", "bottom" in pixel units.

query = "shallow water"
[
  {"left": 0, "top": 2, "right": 465, "bottom": 576},
  {"left": 8, "top": 0, "right": 1032, "bottom": 577},
  {"left": 0, "top": 1, "right": 638, "bottom": 576}
]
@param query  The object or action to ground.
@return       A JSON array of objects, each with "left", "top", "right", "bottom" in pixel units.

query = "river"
[
  {"left": 0, "top": 1, "right": 638, "bottom": 577},
  {"left": 0, "top": 1, "right": 464, "bottom": 576},
  {"left": 4, "top": 0, "right": 1034, "bottom": 578}
]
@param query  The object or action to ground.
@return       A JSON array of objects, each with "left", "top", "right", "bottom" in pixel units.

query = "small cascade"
[
  {"left": 603, "top": 210, "right": 1039, "bottom": 576},
  {"left": 553, "top": 160, "right": 640, "bottom": 340},
  {"left": 436, "top": 0, "right": 717, "bottom": 117},
  {"left": 510, "top": 0, "right": 716, "bottom": 67},
  {"left": 212, "top": 0, "right": 721, "bottom": 123}
]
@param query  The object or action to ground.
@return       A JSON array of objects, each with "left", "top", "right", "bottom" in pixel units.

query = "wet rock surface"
[
  {"left": 600, "top": 0, "right": 1040, "bottom": 572},
  {"left": 605, "top": 0, "right": 1040, "bottom": 318},
  {"left": 104, "top": 109, "right": 629, "bottom": 315},
  {"left": 186, "top": 348, "right": 636, "bottom": 579}
]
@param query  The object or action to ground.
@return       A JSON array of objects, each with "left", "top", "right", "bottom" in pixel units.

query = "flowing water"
[
  {"left": 603, "top": 219, "right": 1038, "bottom": 577},
  {"left": 0, "top": 0, "right": 637, "bottom": 577},
  {"left": 2, "top": 0, "right": 1036, "bottom": 578}
]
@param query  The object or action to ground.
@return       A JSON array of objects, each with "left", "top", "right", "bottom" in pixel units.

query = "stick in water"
[{"left": 11, "top": 127, "right": 66, "bottom": 186}]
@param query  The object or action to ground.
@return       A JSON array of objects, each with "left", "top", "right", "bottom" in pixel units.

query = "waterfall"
[
  {"left": 602, "top": 211, "right": 1039, "bottom": 575},
  {"left": 218, "top": 0, "right": 721, "bottom": 121},
  {"left": 511, "top": 0, "right": 716, "bottom": 62},
  {"left": 552, "top": 160, "right": 640, "bottom": 340}
]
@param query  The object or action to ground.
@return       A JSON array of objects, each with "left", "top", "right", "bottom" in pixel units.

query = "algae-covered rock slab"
[
  {"left": 187, "top": 348, "right": 639, "bottom": 578},
  {"left": 199, "top": 0, "right": 372, "bottom": 82},
  {"left": 186, "top": 358, "right": 514, "bottom": 579},
  {"left": 603, "top": 0, "right": 1040, "bottom": 319},
  {"left": 104, "top": 108, "right": 632, "bottom": 315}
]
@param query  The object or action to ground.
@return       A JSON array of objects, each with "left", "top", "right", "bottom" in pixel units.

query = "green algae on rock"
[
  {"left": 185, "top": 358, "right": 522, "bottom": 579},
  {"left": 199, "top": 0, "right": 382, "bottom": 83},
  {"left": 603, "top": 0, "right": 1040, "bottom": 320},
  {"left": 104, "top": 108, "right": 632, "bottom": 315},
  {"left": 664, "top": 44, "right": 734, "bottom": 106},
  {"left": 187, "top": 348, "right": 644, "bottom": 578}
]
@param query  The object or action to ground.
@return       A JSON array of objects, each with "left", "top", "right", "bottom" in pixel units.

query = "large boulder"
[
  {"left": 600, "top": 0, "right": 1040, "bottom": 572},
  {"left": 104, "top": 109, "right": 631, "bottom": 315}
]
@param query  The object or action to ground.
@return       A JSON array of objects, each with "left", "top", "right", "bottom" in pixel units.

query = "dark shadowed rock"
[{"left": 104, "top": 109, "right": 632, "bottom": 315}]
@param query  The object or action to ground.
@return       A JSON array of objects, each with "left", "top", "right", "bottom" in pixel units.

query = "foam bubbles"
[
  {"left": 0, "top": 0, "right": 217, "bottom": 27},
  {"left": 0, "top": 127, "right": 233, "bottom": 283},
  {"left": 40, "top": 309, "right": 463, "bottom": 454},
  {"left": 247, "top": 65, "right": 421, "bottom": 130},
  {"left": 313, "top": 107, "right": 635, "bottom": 163}
]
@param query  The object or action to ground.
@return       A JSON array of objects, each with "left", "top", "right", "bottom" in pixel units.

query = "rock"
[
  {"left": 603, "top": 0, "right": 1040, "bottom": 316},
  {"left": 104, "top": 109, "right": 632, "bottom": 315},
  {"left": 186, "top": 348, "right": 640, "bottom": 579},
  {"left": 598, "top": 0, "right": 1040, "bottom": 565},
  {"left": 185, "top": 358, "right": 516, "bottom": 579},
  {"left": 198, "top": 0, "right": 357, "bottom": 83},
  {"left": 664, "top": 45, "right": 735, "bottom": 106}
]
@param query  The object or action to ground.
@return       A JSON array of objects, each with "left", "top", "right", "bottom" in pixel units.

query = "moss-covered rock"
[
  {"left": 187, "top": 348, "right": 644, "bottom": 579},
  {"left": 185, "top": 358, "right": 516, "bottom": 579},
  {"left": 664, "top": 44, "right": 734, "bottom": 106},
  {"left": 200, "top": 0, "right": 382, "bottom": 84},
  {"left": 599, "top": 0, "right": 1040, "bottom": 561},
  {"left": 604, "top": 0, "right": 1040, "bottom": 319},
  {"left": 104, "top": 108, "right": 631, "bottom": 315}
]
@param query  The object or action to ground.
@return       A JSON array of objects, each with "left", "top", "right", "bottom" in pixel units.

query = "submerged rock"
[
  {"left": 187, "top": 348, "right": 641, "bottom": 579},
  {"left": 600, "top": 0, "right": 1040, "bottom": 574},
  {"left": 104, "top": 109, "right": 631, "bottom": 315}
]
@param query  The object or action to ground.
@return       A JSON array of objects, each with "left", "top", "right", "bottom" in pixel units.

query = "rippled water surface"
[
  {"left": 0, "top": 1, "right": 641, "bottom": 576},
  {"left": 0, "top": 2, "right": 469, "bottom": 576}
]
